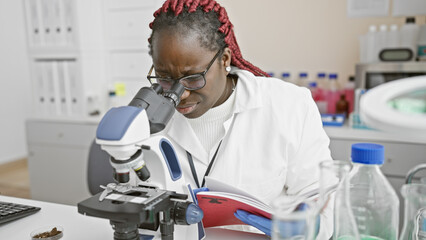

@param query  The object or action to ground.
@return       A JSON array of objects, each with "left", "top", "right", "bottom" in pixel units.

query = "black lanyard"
[{"left": 186, "top": 140, "right": 223, "bottom": 188}]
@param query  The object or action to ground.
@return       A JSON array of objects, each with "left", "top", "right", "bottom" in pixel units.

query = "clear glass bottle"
[
  {"left": 349, "top": 143, "right": 399, "bottom": 240},
  {"left": 320, "top": 160, "right": 360, "bottom": 240},
  {"left": 399, "top": 183, "right": 426, "bottom": 240}
]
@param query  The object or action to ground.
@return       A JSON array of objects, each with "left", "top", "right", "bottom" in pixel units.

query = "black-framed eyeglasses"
[{"left": 147, "top": 49, "right": 222, "bottom": 91}]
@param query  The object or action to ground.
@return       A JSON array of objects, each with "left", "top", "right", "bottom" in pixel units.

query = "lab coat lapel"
[
  {"left": 166, "top": 113, "right": 209, "bottom": 164},
  {"left": 230, "top": 67, "right": 262, "bottom": 113}
]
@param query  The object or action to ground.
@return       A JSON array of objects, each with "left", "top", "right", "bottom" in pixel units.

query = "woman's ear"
[{"left": 222, "top": 47, "right": 232, "bottom": 71}]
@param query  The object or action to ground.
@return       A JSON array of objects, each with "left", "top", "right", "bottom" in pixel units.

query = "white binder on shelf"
[
  {"left": 25, "top": 0, "right": 44, "bottom": 46},
  {"left": 33, "top": 61, "right": 48, "bottom": 116},
  {"left": 48, "top": 61, "right": 61, "bottom": 115},
  {"left": 56, "top": 0, "right": 67, "bottom": 45},
  {"left": 61, "top": 0, "right": 75, "bottom": 46},
  {"left": 57, "top": 61, "right": 71, "bottom": 115},
  {"left": 39, "top": 0, "right": 52, "bottom": 45},
  {"left": 51, "top": 0, "right": 63, "bottom": 45},
  {"left": 64, "top": 60, "right": 83, "bottom": 116}
]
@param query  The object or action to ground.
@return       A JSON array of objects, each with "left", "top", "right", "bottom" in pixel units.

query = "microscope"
[{"left": 77, "top": 83, "right": 204, "bottom": 240}]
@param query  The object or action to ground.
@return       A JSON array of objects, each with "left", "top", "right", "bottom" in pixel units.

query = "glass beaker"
[
  {"left": 271, "top": 196, "right": 318, "bottom": 240},
  {"left": 399, "top": 183, "right": 426, "bottom": 240},
  {"left": 320, "top": 160, "right": 360, "bottom": 240}
]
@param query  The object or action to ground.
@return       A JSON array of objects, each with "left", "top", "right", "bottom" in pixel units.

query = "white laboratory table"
[{"left": 0, "top": 195, "right": 267, "bottom": 240}]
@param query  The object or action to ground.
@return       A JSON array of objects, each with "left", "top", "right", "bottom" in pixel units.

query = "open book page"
[
  {"left": 204, "top": 177, "right": 264, "bottom": 203},
  {"left": 196, "top": 177, "right": 325, "bottom": 228}
]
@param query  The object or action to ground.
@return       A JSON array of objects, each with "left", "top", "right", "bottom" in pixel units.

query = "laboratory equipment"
[
  {"left": 400, "top": 17, "right": 420, "bottom": 58},
  {"left": 326, "top": 73, "right": 340, "bottom": 114},
  {"left": 375, "top": 25, "right": 388, "bottom": 61},
  {"left": 315, "top": 72, "right": 328, "bottom": 114},
  {"left": 359, "top": 75, "right": 426, "bottom": 137},
  {"left": 349, "top": 143, "right": 399, "bottom": 240},
  {"left": 321, "top": 114, "right": 345, "bottom": 127},
  {"left": 388, "top": 24, "right": 400, "bottom": 49},
  {"left": 344, "top": 76, "right": 355, "bottom": 114},
  {"left": 378, "top": 48, "right": 413, "bottom": 62},
  {"left": 77, "top": 82, "right": 204, "bottom": 240},
  {"left": 400, "top": 164, "right": 426, "bottom": 240},
  {"left": 271, "top": 197, "right": 318, "bottom": 240},
  {"left": 354, "top": 62, "right": 426, "bottom": 90},
  {"left": 308, "top": 82, "right": 320, "bottom": 102},
  {"left": 335, "top": 94, "right": 349, "bottom": 118},
  {"left": 297, "top": 72, "right": 309, "bottom": 87},
  {"left": 418, "top": 20, "right": 426, "bottom": 61},
  {"left": 319, "top": 160, "right": 360, "bottom": 240},
  {"left": 281, "top": 72, "right": 292, "bottom": 83}
]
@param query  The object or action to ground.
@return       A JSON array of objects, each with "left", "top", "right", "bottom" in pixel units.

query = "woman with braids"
[{"left": 147, "top": 0, "right": 334, "bottom": 238}]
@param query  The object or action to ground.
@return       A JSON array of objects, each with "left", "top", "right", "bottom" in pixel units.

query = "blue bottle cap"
[
  {"left": 317, "top": 73, "right": 326, "bottom": 78},
  {"left": 351, "top": 143, "right": 384, "bottom": 165},
  {"left": 329, "top": 73, "right": 338, "bottom": 79},
  {"left": 282, "top": 72, "right": 290, "bottom": 78},
  {"left": 309, "top": 82, "right": 317, "bottom": 88},
  {"left": 299, "top": 72, "right": 308, "bottom": 78},
  {"left": 267, "top": 72, "right": 275, "bottom": 77}
]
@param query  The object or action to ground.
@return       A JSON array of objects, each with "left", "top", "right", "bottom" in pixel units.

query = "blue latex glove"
[
  {"left": 234, "top": 203, "right": 313, "bottom": 237},
  {"left": 234, "top": 210, "right": 272, "bottom": 236}
]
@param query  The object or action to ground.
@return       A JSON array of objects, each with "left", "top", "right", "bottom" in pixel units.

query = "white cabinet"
[{"left": 26, "top": 119, "right": 98, "bottom": 205}]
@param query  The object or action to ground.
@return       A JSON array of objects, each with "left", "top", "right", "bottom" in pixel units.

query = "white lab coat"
[{"left": 159, "top": 67, "right": 334, "bottom": 239}]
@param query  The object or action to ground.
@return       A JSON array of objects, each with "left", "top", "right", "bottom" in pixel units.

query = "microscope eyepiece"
[{"left": 163, "top": 82, "right": 185, "bottom": 107}]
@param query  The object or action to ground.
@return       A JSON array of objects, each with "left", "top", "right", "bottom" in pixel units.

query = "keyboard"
[{"left": 0, "top": 201, "right": 41, "bottom": 224}]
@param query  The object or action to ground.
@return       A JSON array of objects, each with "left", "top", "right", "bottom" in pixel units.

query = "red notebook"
[
  {"left": 196, "top": 191, "right": 272, "bottom": 227},
  {"left": 195, "top": 177, "right": 319, "bottom": 228}
]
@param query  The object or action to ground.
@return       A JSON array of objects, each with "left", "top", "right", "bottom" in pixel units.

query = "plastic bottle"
[
  {"left": 316, "top": 73, "right": 328, "bottom": 114},
  {"left": 387, "top": 24, "right": 400, "bottom": 49},
  {"left": 108, "top": 90, "right": 119, "bottom": 108},
  {"left": 366, "top": 25, "right": 378, "bottom": 62},
  {"left": 297, "top": 72, "right": 309, "bottom": 87},
  {"left": 326, "top": 73, "right": 340, "bottom": 114},
  {"left": 418, "top": 19, "right": 426, "bottom": 61},
  {"left": 349, "top": 143, "right": 399, "bottom": 240},
  {"left": 376, "top": 24, "right": 388, "bottom": 59},
  {"left": 308, "top": 82, "right": 320, "bottom": 102},
  {"left": 400, "top": 17, "right": 420, "bottom": 59},
  {"left": 344, "top": 76, "right": 355, "bottom": 114},
  {"left": 280, "top": 72, "right": 292, "bottom": 83}
]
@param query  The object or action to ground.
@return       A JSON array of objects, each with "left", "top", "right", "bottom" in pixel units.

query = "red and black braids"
[{"left": 149, "top": 0, "right": 270, "bottom": 77}]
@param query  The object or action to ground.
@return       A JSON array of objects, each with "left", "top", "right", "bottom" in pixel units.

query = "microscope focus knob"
[{"left": 172, "top": 202, "right": 204, "bottom": 225}]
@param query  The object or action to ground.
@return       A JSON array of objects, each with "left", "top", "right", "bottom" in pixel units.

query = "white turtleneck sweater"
[{"left": 187, "top": 88, "right": 236, "bottom": 153}]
